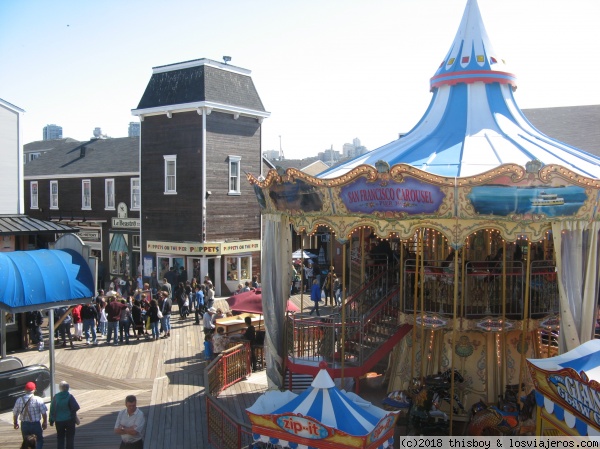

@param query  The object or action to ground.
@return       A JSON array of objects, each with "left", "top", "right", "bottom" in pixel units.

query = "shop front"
[
  {"left": 145, "top": 239, "right": 261, "bottom": 296},
  {"left": 109, "top": 216, "right": 141, "bottom": 283}
]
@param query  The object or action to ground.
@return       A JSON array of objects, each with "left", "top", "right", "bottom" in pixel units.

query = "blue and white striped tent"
[
  {"left": 318, "top": 0, "right": 600, "bottom": 180},
  {"left": 247, "top": 366, "right": 398, "bottom": 448}
]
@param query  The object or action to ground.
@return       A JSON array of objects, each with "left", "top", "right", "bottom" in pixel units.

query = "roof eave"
[{"left": 132, "top": 101, "right": 270, "bottom": 120}]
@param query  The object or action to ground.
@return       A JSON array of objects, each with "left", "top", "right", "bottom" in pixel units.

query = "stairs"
[{"left": 286, "top": 266, "right": 412, "bottom": 391}]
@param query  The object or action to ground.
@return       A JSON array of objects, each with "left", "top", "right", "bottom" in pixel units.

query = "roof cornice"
[
  {"left": 25, "top": 172, "right": 139, "bottom": 180},
  {"left": 131, "top": 101, "right": 270, "bottom": 120},
  {"left": 152, "top": 58, "right": 251, "bottom": 76}
]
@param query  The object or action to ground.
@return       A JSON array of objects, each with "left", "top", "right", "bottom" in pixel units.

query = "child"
[
  {"left": 99, "top": 300, "right": 108, "bottom": 337},
  {"left": 213, "top": 327, "right": 229, "bottom": 356},
  {"left": 204, "top": 333, "right": 214, "bottom": 360}
]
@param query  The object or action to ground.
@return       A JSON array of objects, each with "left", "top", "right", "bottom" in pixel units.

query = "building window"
[
  {"left": 226, "top": 255, "right": 251, "bottom": 282},
  {"left": 228, "top": 156, "right": 241, "bottom": 195},
  {"left": 82, "top": 179, "right": 91, "bottom": 210},
  {"left": 131, "top": 178, "right": 140, "bottom": 210},
  {"left": 50, "top": 180, "right": 59, "bottom": 209},
  {"left": 28, "top": 153, "right": 40, "bottom": 163},
  {"left": 30, "top": 181, "right": 38, "bottom": 209},
  {"left": 164, "top": 155, "right": 177, "bottom": 194},
  {"left": 105, "top": 179, "right": 115, "bottom": 210}
]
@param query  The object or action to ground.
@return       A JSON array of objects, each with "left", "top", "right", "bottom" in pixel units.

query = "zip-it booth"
[{"left": 527, "top": 340, "right": 600, "bottom": 437}]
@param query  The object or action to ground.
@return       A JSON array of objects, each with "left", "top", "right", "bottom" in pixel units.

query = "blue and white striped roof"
[{"left": 319, "top": 0, "right": 600, "bottom": 180}]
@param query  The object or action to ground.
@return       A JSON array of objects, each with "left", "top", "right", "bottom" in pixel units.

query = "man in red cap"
[{"left": 13, "top": 381, "right": 48, "bottom": 448}]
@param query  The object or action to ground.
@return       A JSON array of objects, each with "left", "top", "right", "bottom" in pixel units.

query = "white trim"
[
  {"left": 30, "top": 181, "right": 38, "bottom": 210},
  {"left": 131, "top": 177, "right": 141, "bottom": 210},
  {"left": 50, "top": 180, "right": 59, "bottom": 209},
  {"left": 164, "top": 155, "right": 177, "bottom": 194},
  {"left": 82, "top": 179, "right": 92, "bottom": 210},
  {"left": 228, "top": 155, "right": 241, "bottom": 195},
  {"left": 25, "top": 172, "right": 139, "bottom": 180},
  {"left": 105, "top": 178, "right": 115, "bottom": 210},
  {"left": 132, "top": 100, "right": 270, "bottom": 119},
  {"left": 151, "top": 58, "right": 251, "bottom": 76}
]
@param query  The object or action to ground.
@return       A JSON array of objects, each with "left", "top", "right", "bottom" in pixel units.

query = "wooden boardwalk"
[{"left": 0, "top": 294, "right": 385, "bottom": 449}]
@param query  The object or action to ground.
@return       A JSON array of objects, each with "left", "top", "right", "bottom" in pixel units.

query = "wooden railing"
[{"left": 205, "top": 343, "right": 254, "bottom": 449}]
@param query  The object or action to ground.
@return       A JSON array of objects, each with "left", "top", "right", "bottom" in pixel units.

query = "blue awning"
[{"left": 0, "top": 249, "right": 94, "bottom": 313}]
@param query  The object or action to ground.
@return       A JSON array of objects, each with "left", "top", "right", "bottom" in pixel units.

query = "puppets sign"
[{"left": 276, "top": 414, "right": 330, "bottom": 440}]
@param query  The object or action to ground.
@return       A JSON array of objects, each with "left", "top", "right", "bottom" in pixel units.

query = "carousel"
[{"left": 249, "top": 0, "right": 600, "bottom": 436}]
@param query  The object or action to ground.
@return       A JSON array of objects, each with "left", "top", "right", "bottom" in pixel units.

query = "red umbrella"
[{"left": 226, "top": 289, "right": 299, "bottom": 314}]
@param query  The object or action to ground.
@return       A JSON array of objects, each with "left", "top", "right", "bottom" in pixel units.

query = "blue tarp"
[{"left": 0, "top": 249, "right": 94, "bottom": 312}]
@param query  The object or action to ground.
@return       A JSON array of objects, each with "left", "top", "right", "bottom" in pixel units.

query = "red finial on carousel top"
[{"left": 319, "top": 361, "right": 328, "bottom": 370}]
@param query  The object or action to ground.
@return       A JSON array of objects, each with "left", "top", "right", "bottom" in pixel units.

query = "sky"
[{"left": 1, "top": 0, "right": 599, "bottom": 160}]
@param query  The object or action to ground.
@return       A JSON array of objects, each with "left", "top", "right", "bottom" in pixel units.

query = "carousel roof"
[
  {"left": 319, "top": 0, "right": 600, "bottom": 180},
  {"left": 247, "top": 366, "right": 391, "bottom": 436}
]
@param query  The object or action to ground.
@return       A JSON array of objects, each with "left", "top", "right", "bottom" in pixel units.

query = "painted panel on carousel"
[
  {"left": 265, "top": 180, "right": 324, "bottom": 212},
  {"left": 467, "top": 184, "right": 587, "bottom": 217},
  {"left": 340, "top": 177, "right": 444, "bottom": 214}
]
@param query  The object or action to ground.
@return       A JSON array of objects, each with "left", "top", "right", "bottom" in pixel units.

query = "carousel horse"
[
  {"left": 466, "top": 388, "right": 536, "bottom": 436},
  {"left": 406, "top": 369, "right": 466, "bottom": 434}
]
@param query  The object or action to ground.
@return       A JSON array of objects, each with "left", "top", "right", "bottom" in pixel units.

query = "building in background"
[
  {"left": 24, "top": 137, "right": 140, "bottom": 290},
  {"left": 128, "top": 121, "right": 140, "bottom": 137},
  {"left": 43, "top": 124, "right": 62, "bottom": 140},
  {"left": 342, "top": 138, "right": 368, "bottom": 159},
  {"left": 132, "top": 58, "right": 269, "bottom": 296}
]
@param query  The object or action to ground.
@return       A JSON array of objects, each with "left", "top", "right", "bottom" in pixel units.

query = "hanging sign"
[{"left": 340, "top": 177, "right": 444, "bottom": 214}]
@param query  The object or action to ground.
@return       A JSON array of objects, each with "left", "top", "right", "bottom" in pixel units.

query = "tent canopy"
[{"left": 0, "top": 249, "right": 95, "bottom": 313}]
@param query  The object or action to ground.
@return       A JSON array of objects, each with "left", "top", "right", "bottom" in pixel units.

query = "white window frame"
[
  {"left": 50, "top": 180, "right": 59, "bottom": 209},
  {"left": 82, "top": 179, "right": 92, "bottom": 210},
  {"left": 228, "top": 155, "right": 241, "bottom": 195},
  {"left": 105, "top": 179, "right": 115, "bottom": 210},
  {"left": 164, "top": 155, "right": 177, "bottom": 194},
  {"left": 131, "top": 178, "right": 140, "bottom": 210},
  {"left": 30, "top": 181, "right": 38, "bottom": 209}
]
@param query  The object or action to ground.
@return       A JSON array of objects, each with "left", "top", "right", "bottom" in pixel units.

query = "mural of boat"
[{"left": 531, "top": 191, "right": 565, "bottom": 206}]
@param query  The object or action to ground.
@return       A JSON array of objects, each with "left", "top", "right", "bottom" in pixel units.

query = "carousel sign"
[
  {"left": 340, "top": 177, "right": 444, "bottom": 214},
  {"left": 276, "top": 414, "right": 330, "bottom": 439}
]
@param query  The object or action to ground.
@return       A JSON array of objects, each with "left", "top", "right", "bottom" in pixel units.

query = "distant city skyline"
[{"left": 2, "top": 0, "right": 599, "bottom": 160}]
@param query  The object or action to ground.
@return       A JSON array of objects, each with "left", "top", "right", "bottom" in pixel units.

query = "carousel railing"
[
  {"left": 286, "top": 284, "right": 401, "bottom": 369},
  {"left": 402, "top": 259, "right": 559, "bottom": 320},
  {"left": 205, "top": 343, "right": 254, "bottom": 449}
]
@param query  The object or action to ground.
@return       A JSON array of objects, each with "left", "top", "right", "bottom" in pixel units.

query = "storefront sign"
[
  {"left": 77, "top": 229, "right": 101, "bottom": 242},
  {"left": 276, "top": 414, "right": 329, "bottom": 439},
  {"left": 529, "top": 366, "right": 600, "bottom": 429},
  {"left": 340, "top": 177, "right": 444, "bottom": 214},
  {"left": 147, "top": 240, "right": 261, "bottom": 256},
  {"left": 112, "top": 218, "right": 140, "bottom": 229}
]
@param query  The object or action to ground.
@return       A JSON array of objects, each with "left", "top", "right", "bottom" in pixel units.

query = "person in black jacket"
[
  {"left": 80, "top": 302, "right": 99, "bottom": 345},
  {"left": 26, "top": 310, "right": 44, "bottom": 351},
  {"left": 158, "top": 292, "right": 172, "bottom": 338}
]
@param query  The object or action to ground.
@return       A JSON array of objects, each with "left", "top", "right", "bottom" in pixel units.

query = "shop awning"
[
  {"left": 0, "top": 215, "right": 79, "bottom": 235},
  {"left": 109, "top": 233, "right": 128, "bottom": 252},
  {"left": 0, "top": 249, "right": 94, "bottom": 313}
]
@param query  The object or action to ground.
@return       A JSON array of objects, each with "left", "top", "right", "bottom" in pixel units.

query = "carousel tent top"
[
  {"left": 247, "top": 365, "right": 396, "bottom": 438},
  {"left": 527, "top": 339, "right": 600, "bottom": 436},
  {"left": 319, "top": 0, "right": 600, "bottom": 180}
]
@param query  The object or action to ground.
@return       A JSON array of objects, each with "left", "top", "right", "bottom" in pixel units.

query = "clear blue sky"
[{"left": 1, "top": 0, "right": 598, "bottom": 160}]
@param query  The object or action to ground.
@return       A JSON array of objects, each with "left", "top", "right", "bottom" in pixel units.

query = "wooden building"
[
  {"left": 132, "top": 58, "right": 269, "bottom": 295},
  {"left": 23, "top": 136, "right": 140, "bottom": 290}
]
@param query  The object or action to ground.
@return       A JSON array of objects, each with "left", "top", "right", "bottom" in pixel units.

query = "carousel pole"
[
  {"left": 300, "top": 231, "right": 304, "bottom": 312},
  {"left": 501, "top": 239, "right": 507, "bottom": 398},
  {"left": 420, "top": 230, "right": 427, "bottom": 378},
  {"left": 450, "top": 243, "right": 459, "bottom": 436},
  {"left": 411, "top": 230, "right": 420, "bottom": 381},
  {"left": 399, "top": 239, "right": 404, "bottom": 317},
  {"left": 518, "top": 239, "right": 532, "bottom": 405},
  {"left": 341, "top": 242, "right": 347, "bottom": 383},
  {"left": 360, "top": 228, "right": 366, "bottom": 289},
  {"left": 329, "top": 230, "right": 334, "bottom": 305}
]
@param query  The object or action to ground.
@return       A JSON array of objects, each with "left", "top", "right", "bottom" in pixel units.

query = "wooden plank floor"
[
  {"left": 0, "top": 297, "right": 269, "bottom": 449},
  {"left": 0, "top": 293, "right": 387, "bottom": 449}
]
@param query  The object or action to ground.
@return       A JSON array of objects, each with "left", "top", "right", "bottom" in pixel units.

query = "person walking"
[
  {"left": 49, "top": 381, "right": 80, "bottom": 449},
  {"left": 13, "top": 382, "right": 47, "bottom": 449},
  {"left": 80, "top": 301, "right": 99, "bottom": 345},
  {"left": 309, "top": 279, "right": 321, "bottom": 316},
  {"left": 114, "top": 395, "right": 145, "bottom": 449},
  {"left": 25, "top": 310, "right": 44, "bottom": 351},
  {"left": 159, "top": 291, "right": 172, "bottom": 338}
]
